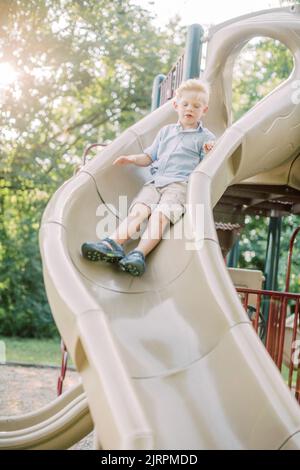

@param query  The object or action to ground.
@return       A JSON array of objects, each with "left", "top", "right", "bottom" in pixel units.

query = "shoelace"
[
  {"left": 102, "top": 237, "right": 124, "bottom": 254},
  {"left": 128, "top": 251, "right": 145, "bottom": 260}
]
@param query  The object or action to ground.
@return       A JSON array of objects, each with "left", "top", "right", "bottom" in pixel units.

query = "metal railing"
[
  {"left": 152, "top": 24, "right": 204, "bottom": 109},
  {"left": 237, "top": 286, "right": 300, "bottom": 404},
  {"left": 159, "top": 53, "right": 185, "bottom": 106}
]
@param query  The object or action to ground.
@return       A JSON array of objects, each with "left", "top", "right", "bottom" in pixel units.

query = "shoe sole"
[
  {"left": 119, "top": 263, "right": 144, "bottom": 277},
  {"left": 82, "top": 248, "right": 123, "bottom": 264}
]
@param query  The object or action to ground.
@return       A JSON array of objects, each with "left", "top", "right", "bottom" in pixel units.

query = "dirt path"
[{"left": 0, "top": 364, "right": 93, "bottom": 449}]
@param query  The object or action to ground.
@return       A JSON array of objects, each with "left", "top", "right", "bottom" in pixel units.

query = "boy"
[{"left": 81, "top": 79, "right": 215, "bottom": 276}]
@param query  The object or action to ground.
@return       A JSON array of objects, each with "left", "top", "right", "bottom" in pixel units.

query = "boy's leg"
[
  {"left": 81, "top": 203, "right": 151, "bottom": 263},
  {"left": 134, "top": 209, "right": 170, "bottom": 256},
  {"left": 106, "top": 203, "right": 151, "bottom": 245},
  {"left": 102, "top": 183, "right": 159, "bottom": 248},
  {"left": 134, "top": 182, "right": 187, "bottom": 257},
  {"left": 118, "top": 209, "right": 170, "bottom": 276},
  {"left": 119, "top": 184, "right": 186, "bottom": 275}
]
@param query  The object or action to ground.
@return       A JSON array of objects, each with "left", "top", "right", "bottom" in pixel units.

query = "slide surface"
[
  {"left": 3, "top": 7, "right": 300, "bottom": 449},
  {"left": 0, "top": 383, "right": 92, "bottom": 449}
]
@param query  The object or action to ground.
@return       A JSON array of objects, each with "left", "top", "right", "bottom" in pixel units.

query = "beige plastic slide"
[
  {"left": 0, "top": 383, "right": 93, "bottom": 449},
  {"left": 2, "top": 6, "right": 300, "bottom": 449}
]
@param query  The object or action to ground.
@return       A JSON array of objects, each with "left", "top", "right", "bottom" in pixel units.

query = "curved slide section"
[
  {"left": 2, "top": 7, "right": 300, "bottom": 449},
  {"left": 0, "top": 383, "right": 92, "bottom": 449}
]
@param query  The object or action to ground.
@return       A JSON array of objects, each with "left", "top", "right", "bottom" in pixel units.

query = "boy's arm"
[
  {"left": 142, "top": 126, "right": 165, "bottom": 163},
  {"left": 113, "top": 126, "right": 165, "bottom": 167},
  {"left": 113, "top": 153, "right": 152, "bottom": 167}
]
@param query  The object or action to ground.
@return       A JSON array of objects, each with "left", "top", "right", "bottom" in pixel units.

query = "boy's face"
[{"left": 173, "top": 91, "right": 208, "bottom": 129}]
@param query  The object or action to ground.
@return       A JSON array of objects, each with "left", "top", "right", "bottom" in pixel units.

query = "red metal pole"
[
  {"left": 295, "top": 354, "right": 300, "bottom": 403},
  {"left": 285, "top": 226, "right": 300, "bottom": 292},
  {"left": 242, "top": 292, "right": 249, "bottom": 311},
  {"left": 272, "top": 297, "right": 281, "bottom": 365},
  {"left": 266, "top": 296, "right": 275, "bottom": 358},
  {"left": 289, "top": 298, "right": 300, "bottom": 389},
  {"left": 276, "top": 296, "right": 288, "bottom": 370},
  {"left": 57, "top": 340, "right": 68, "bottom": 396}
]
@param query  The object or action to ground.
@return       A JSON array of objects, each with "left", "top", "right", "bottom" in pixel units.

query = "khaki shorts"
[{"left": 129, "top": 181, "right": 188, "bottom": 224}]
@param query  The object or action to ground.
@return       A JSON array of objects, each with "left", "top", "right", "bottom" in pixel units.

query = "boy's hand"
[
  {"left": 113, "top": 155, "right": 136, "bottom": 165},
  {"left": 203, "top": 141, "right": 215, "bottom": 153}
]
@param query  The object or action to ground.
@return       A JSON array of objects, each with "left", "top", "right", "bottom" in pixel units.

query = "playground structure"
[{"left": 1, "top": 5, "right": 300, "bottom": 449}]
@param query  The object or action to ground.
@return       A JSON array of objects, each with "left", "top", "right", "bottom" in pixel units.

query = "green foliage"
[
  {"left": 277, "top": 216, "right": 300, "bottom": 292},
  {"left": 232, "top": 37, "right": 293, "bottom": 121},
  {"left": 238, "top": 215, "right": 268, "bottom": 273},
  {"left": 0, "top": 184, "right": 56, "bottom": 337},
  {"left": 238, "top": 215, "right": 300, "bottom": 293},
  {"left": 0, "top": 0, "right": 185, "bottom": 337},
  {"left": 0, "top": 0, "right": 185, "bottom": 182}
]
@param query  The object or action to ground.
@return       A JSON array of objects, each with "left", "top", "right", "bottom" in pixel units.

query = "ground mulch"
[{"left": 0, "top": 364, "right": 93, "bottom": 450}]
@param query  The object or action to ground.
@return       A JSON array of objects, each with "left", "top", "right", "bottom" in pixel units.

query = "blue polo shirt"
[{"left": 143, "top": 121, "right": 216, "bottom": 187}]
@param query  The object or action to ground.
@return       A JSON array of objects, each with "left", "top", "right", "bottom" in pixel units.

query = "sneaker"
[
  {"left": 81, "top": 237, "right": 125, "bottom": 263},
  {"left": 118, "top": 250, "right": 146, "bottom": 276}
]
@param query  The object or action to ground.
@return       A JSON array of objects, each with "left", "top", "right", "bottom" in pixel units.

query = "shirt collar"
[{"left": 175, "top": 120, "right": 203, "bottom": 132}]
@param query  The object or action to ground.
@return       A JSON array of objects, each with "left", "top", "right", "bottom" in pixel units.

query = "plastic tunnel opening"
[{"left": 231, "top": 36, "right": 294, "bottom": 123}]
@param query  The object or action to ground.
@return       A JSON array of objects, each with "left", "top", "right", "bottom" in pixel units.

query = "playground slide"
[
  {"left": 2, "top": 7, "right": 300, "bottom": 449},
  {"left": 0, "top": 383, "right": 93, "bottom": 449}
]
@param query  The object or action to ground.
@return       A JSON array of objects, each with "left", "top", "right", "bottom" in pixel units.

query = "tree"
[
  {"left": 0, "top": 0, "right": 185, "bottom": 336},
  {"left": 232, "top": 37, "right": 293, "bottom": 122}
]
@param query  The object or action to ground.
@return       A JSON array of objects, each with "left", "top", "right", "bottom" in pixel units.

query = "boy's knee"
[
  {"left": 152, "top": 208, "right": 167, "bottom": 219},
  {"left": 150, "top": 209, "right": 172, "bottom": 227},
  {"left": 129, "top": 203, "right": 151, "bottom": 220}
]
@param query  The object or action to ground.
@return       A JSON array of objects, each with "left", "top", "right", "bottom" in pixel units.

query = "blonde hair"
[{"left": 174, "top": 79, "right": 210, "bottom": 105}]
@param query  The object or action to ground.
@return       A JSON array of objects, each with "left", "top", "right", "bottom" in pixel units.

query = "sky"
[{"left": 133, "top": 0, "right": 284, "bottom": 27}]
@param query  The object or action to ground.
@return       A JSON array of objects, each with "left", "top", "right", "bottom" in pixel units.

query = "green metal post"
[
  {"left": 264, "top": 214, "right": 282, "bottom": 292},
  {"left": 182, "top": 24, "right": 204, "bottom": 80},
  {"left": 151, "top": 74, "right": 166, "bottom": 111},
  {"left": 262, "top": 213, "right": 282, "bottom": 341},
  {"left": 227, "top": 238, "right": 240, "bottom": 268}
]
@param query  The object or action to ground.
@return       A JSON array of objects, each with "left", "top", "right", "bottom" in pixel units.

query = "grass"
[
  {"left": 281, "top": 363, "right": 298, "bottom": 385},
  {"left": 0, "top": 336, "right": 73, "bottom": 367}
]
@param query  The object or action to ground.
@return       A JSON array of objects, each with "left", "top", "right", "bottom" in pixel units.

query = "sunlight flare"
[{"left": 0, "top": 62, "right": 17, "bottom": 88}]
